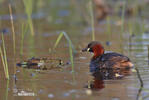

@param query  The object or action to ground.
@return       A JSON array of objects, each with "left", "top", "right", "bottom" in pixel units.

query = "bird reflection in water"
[{"left": 88, "top": 67, "right": 132, "bottom": 90}]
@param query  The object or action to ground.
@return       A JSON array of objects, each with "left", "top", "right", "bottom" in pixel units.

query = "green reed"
[
  {"left": 120, "top": 2, "right": 126, "bottom": 54},
  {"left": 53, "top": 33, "right": 64, "bottom": 49},
  {"left": 128, "top": 21, "right": 133, "bottom": 54},
  {"left": 4, "top": 80, "right": 9, "bottom": 100},
  {"left": 0, "top": 33, "right": 9, "bottom": 79},
  {"left": 53, "top": 32, "right": 75, "bottom": 72},
  {"left": 23, "top": 0, "right": 34, "bottom": 36},
  {"left": 28, "top": 33, "right": 35, "bottom": 57},
  {"left": 8, "top": 4, "right": 16, "bottom": 55},
  {"left": 121, "top": 1, "right": 126, "bottom": 35},
  {"left": 20, "top": 23, "right": 28, "bottom": 56},
  {"left": 0, "top": 46, "right": 7, "bottom": 78},
  {"left": 89, "top": 0, "right": 95, "bottom": 41}
]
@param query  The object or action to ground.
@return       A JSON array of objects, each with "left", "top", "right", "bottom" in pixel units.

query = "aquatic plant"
[
  {"left": 120, "top": 1, "right": 126, "bottom": 54},
  {"left": 121, "top": 1, "right": 126, "bottom": 35},
  {"left": 53, "top": 33, "right": 64, "bottom": 49},
  {"left": 28, "top": 34, "right": 35, "bottom": 57},
  {"left": 23, "top": 0, "right": 34, "bottom": 36},
  {"left": 0, "top": 46, "right": 7, "bottom": 78},
  {"left": 53, "top": 32, "right": 76, "bottom": 72},
  {"left": 4, "top": 80, "right": 9, "bottom": 100},
  {"left": 0, "top": 33, "right": 9, "bottom": 79},
  {"left": 23, "top": 0, "right": 36, "bottom": 57},
  {"left": 88, "top": 0, "right": 95, "bottom": 41},
  {"left": 128, "top": 21, "right": 133, "bottom": 54},
  {"left": 8, "top": 4, "right": 16, "bottom": 55},
  {"left": 20, "top": 23, "right": 28, "bottom": 56}
]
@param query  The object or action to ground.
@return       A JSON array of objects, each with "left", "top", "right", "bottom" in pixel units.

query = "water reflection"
[
  {"left": 88, "top": 67, "right": 132, "bottom": 90},
  {"left": 89, "top": 70, "right": 104, "bottom": 90}
]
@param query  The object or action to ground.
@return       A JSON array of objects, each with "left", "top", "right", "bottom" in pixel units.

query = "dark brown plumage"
[{"left": 82, "top": 41, "right": 133, "bottom": 79}]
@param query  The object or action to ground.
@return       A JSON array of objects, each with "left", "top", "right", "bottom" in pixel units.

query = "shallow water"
[{"left": 0, "top": 0, "right": 149, "bottom": 100}]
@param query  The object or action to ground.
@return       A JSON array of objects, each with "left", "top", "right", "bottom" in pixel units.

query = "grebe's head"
[{"left": 82, "top": 41, "right": 104, "bottom": 58}]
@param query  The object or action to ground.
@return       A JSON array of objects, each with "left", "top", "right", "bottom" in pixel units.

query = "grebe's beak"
[{"left": 82, "top": 47, "right": 90, "bottom": 52}]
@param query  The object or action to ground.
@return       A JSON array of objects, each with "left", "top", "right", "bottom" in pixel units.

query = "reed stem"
[
  {"left": 1, "top": 33, "right": 9, "bottom": 80},
  {"left": 8, "top": 4, "right": 16, "bottom": 55},
  {"left": 120, "top": 2, "right": 126, "bottom": 54},
  {"left": 53, "top": 32, "right": 75, "bottom": 73},
  {"left": 89, "top": 0, "right": 95, "bottom": 41},
  {"left": 0, "top": 46, "right": 7, "bottom": 78},
  {"left": 20, "top": 23, "right": 28, "bottom": 56},
  {"left": 23, "top": 0, "right": 34, "bottom": 36},
  {"left": 4, "top": 80, "right": 9, "bottom": 100},
  {"left": 121, "top": 1, "right": 126, "bottom": 34}
]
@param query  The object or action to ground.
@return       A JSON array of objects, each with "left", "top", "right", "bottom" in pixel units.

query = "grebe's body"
[{"left": 82, "top": 41, "right": 133, "bottom": 79}]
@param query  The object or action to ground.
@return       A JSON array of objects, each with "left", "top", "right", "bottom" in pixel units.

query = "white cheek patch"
[{"left": 87, "top": 48, "right": 90, "bottom": 52}]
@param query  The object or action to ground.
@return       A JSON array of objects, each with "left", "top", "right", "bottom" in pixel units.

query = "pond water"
[{"left": 0, "top": 0, "right": 149, "bottom": 100}]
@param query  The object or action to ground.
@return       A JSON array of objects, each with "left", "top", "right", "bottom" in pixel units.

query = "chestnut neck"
[{"left": 92, "top": 44, "right": 104, "bottom": 59}]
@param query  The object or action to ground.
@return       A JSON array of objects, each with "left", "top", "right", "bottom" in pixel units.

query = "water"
[{"left": 0, "top": 0, "right": 149, "bottom": 100}]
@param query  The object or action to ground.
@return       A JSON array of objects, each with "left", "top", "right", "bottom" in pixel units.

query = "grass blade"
[
  {"left": 120, "top": 2, "right": 126, "bottom": 54},
  {"left": 4, "top": 80, "right": 9, "bottom": 100},
  {"left": 0, "top": 46, "right": 7, "bottom": 78},
  {"left": 23, "top": 0, "right": 34, "bottom": 36},
  {"left": 8, "top": 4, "right": 16, "bottom": 55},
  {"left": 121, "top": 1, "right": 126, "bottom": 34},
  {"left": 20, "top": 23, "right": 28, "bottom": 56},
  {"left": 1, "top": 33, "right": 9, "bottom": 79},
  {"left": 63, "top": 32, "right": 76, "bottom": 53},
  {"left": 53, "top": 32, "right": 76, "bottom": 53},
  {"left": 89, "top": 0, "right": 95, "bottom": 41},
  {"left": 68, "top": 40, "right": 74, "bottom": 72},
  {"left": 53, "top": 32, "right": 76, "bottom": 73},
  {"left": 53, "top": 32, "right": 64, "bottom": 49}
]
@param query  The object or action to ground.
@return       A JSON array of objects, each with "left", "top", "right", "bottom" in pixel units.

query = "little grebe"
[
  {"left": 17, "top": 57, "right": 63, "bottom": 70},
  {"left": 82, "top": 41, "right": 133, "bottom": 79}
]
